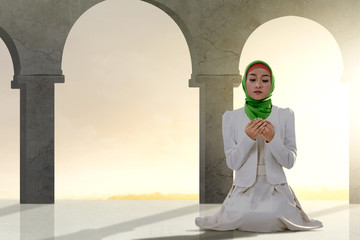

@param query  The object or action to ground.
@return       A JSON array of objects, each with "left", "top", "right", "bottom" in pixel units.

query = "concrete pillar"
[
  {"left": 189, "top": 74, "right": 242, "bottom": 203},
  {"left": 11, "top": 75, "right": 64, "bottom": 203},
  {"left": 350, "top": 78, "right": 360, "bottom": 204}
]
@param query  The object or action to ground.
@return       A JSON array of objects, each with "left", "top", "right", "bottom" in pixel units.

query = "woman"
[{"left": 195, "top": 60, "right": 323, "bottom": 232}]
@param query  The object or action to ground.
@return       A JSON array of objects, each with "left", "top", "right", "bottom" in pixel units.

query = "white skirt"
[{"left": 195, "top": 175, "right": 323, "bottom": 232}]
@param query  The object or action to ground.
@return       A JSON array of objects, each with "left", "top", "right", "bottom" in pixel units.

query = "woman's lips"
[{"left": 254, "top": 91, "right": 262, "bottom": 94}]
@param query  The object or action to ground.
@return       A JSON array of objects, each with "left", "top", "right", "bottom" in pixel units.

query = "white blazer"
[{"left": 222, "top": 105, "right": 297, "bottom": 187}]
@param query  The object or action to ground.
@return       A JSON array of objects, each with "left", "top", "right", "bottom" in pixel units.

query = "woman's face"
[{"left": 246, "top": 68, "right": 271, "bottom": 100}]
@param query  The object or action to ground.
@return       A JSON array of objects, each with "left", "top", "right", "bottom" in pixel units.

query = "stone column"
[
  {"left": 350, "top": 79, "right": 360, "bottom": 204},
  {"left": 189, "top": 74, "right": 242, "bottom": 203},
  {"left": 11, "top": 75, "right": 64, "bottom": 203}
]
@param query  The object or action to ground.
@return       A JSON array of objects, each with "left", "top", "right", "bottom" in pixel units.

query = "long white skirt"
[{"left": 195, "top": 175, "right": 323, "bottom": 232}]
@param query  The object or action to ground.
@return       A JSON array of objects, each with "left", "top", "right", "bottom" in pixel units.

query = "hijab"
[{"left": 242, "top": 60, "right": 275, "bottom": 120}]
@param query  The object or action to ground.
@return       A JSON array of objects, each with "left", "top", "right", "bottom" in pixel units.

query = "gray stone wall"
[{"left": 0, "top": 0, "right": 358, "bottom": 203}]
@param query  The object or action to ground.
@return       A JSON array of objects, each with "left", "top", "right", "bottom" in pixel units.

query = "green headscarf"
[{"left": 242, "top": 60, "right": 275, "bottom": 120}]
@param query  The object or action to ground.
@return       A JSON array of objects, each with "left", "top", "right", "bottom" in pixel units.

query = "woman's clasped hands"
[{"left": 245, "top": 118, "right": 275, "bottom": 143}]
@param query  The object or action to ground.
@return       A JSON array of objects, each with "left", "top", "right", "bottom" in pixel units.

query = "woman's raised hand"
[
  {"left": 245, "top": 118, "right": 267, "bottom": 141},
  {"left": 260, "top": 120, "right": 275, "bottom": 143}
]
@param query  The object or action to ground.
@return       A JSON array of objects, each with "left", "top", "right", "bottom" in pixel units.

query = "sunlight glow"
[{"left": 238, "top": 16, "right": 348, "bottom": 194}]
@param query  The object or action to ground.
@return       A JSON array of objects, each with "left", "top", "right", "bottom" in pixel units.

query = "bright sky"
[{"left": 0, "top": 0, "right": 348, "bottom": 199}]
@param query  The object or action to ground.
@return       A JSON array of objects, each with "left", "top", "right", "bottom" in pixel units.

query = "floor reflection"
[
  {"left": 0, "top": 203, "right": 43, "bottom": 217},
  {"left": 20, "top": 204, "right": 54, "bottom": 240},
  {"left": 0, "top": 200, "right": 358, "bottom": 240},
  {"left": 52, "top": 203, "right": 216, "bottom": 240},
  {"left": 350, "top": 204, "right": 360, "bottom": 240}
]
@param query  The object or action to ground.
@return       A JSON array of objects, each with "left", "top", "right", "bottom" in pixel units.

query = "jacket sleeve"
[
  {"left": 266, "top": 108, "right": 297, "bottom": 169},
  {"left": 222, "top": 111, "right": 257, "bottom": 171}
]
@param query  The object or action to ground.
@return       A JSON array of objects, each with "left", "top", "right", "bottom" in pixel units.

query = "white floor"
[{"left": 0, "top": 200, "right": 358, "bottom": 239}]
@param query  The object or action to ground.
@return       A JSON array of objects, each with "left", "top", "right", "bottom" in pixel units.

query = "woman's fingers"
[
  {"left": 247, "top": 118, "right": 260, "bottom": 128},
  {"left": 246, "top": 120, "right": 254, "bottom": 127},
  {"left": 264, "top": 120, "right": 273, "bottom": 127},
  {"left": 255, "top": 124, "right": 266, "bottom": 134},
  {"left": 254, "top": 120, "right": 266, "bottom": 131},
  {"left": 247, "top": 118, "right": 272, "bottom": 140},
  {"left": 262, "top": 127, "right": 268, "bottom": 133},
  {"left": 255, "top": 127, "right": 263, "bottom": 134}
]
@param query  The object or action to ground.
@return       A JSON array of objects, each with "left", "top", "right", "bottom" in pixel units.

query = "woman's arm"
[
  {"left": 266, "top": 108, "right": 297, "bottom": 169},
  {"left": 222, "top": 111, "right": 256, "bottom": 171}
]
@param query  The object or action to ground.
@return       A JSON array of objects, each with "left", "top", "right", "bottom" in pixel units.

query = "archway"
[
  {"left": 0, "top": 38, "right": 19, "bottom": 199},
  {"left": 238, "top": 16, "right": 347, "bottom": 200},
  {"left": 57, "top": 0, "right": 195, "bottom": 199}
]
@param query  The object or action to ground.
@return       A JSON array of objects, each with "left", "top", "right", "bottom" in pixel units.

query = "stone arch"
[
  {"left": 59, "top": 0, "right": 105, "bottom": 72},
  {"left": 242, "top": 15, "right": 340, "bottom": 64},
  {"left": 56, "top": 0, "right": 360, "bottom": 204},
  {"left": 0, "top": 27, "right": 20, "bottom": 75},
  {"left": 3, "top": 0, "right": 357, "bottom": 204},
  {"left": 232, "top": 7, "right": 360, "bottom": 204},
  {"left": 142, "top": 0, "right": 196, "bottom": 74},
  {"left": 58, "top": 0, "right": 195, "bottom": 199},
  {"left": 238, "top": 15, "right": 344, "bottom": 79},
  {"left": 238, "top": 9, "right": 356, "bottom": 83},
  {"left": 238, "top": 15, "right": 347, "bottom": 195},
  {"left": 60, "top": 0, "right": 194, "bottom": 77}
]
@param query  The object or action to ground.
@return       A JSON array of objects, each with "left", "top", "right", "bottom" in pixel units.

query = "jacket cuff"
[
  {"left": 241, "top": 133, "right": 257, "bottom": 148},
  {"left": 265, "top": 131, "right": 282, "bottom": 149}
]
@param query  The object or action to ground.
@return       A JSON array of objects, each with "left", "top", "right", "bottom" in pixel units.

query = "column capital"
[
  {"left": 188, "top": 74, "right": 242, "bottom": 88},
  {"left": 11, "top": 75, "right": 65, "bottom": 89}
]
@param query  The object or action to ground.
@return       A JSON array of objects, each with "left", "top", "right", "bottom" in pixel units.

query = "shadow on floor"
[
  {"left": 134, "top": 227, "right": 303, "bottom": 240},
  {"left": 308, "top": 203, "right": 349, "bottom": 218},
  {"left": 0, "top": 203, "right": 45, "bottom": 218},
  {"left": 51, "top": 203, "right": 218, "bottom": 240},
  {"left": 46, "top": 202, "right": 354, "bottom": 240},
  {"left": 133, "top": 229, "right": 260, "bottom": 240}
]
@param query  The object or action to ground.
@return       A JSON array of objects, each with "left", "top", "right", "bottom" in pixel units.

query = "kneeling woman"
[{"left": 195, "top": 60, "right": 323, "bottom": 232}]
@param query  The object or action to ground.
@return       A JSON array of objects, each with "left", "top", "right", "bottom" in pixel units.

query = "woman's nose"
[{"left": 255, "top": 80, "right": 262, "bottom": 88}]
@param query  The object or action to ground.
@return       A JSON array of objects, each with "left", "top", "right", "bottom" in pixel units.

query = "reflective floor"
[{"left": 0, "top": 200, "right": 358, "bottom": 239}]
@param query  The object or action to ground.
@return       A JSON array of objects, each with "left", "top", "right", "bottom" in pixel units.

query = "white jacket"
[{"left": 222, "top": 105, "right": 297, "bottom": 187}]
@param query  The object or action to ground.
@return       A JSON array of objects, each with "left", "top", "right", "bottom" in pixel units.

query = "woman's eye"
[
  {"left": 262, "top": 80, "right": 269, "bottom": 82},
  {"left": 249, "top": 79, "right": 255, "bottom": 82}
]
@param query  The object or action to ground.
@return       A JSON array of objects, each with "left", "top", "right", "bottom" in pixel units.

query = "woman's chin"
[{"left": 251, "top": 96, "right": 265, "bottom": 100}]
